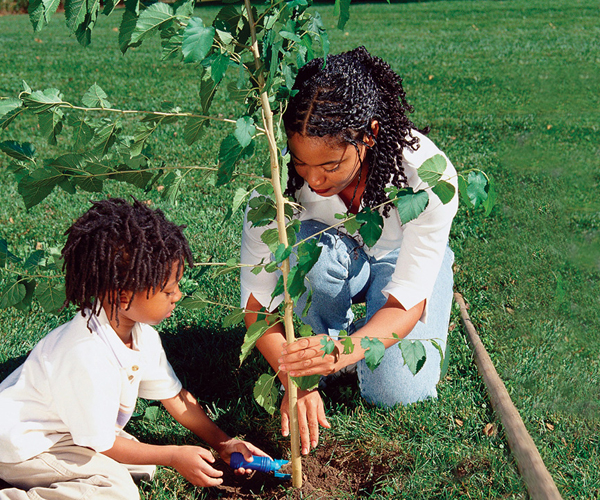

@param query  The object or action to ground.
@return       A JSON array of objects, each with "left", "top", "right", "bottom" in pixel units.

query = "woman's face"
[{"left": 287, "top": 133, "right": 370, "bottom": 197}]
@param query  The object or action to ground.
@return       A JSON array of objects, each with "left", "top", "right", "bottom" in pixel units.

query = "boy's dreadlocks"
[
  {"left": 283, "top": 46, "right": 427, "bottom": 216},
  {"left": 62, "top": 198, "right": 193, "bottom": 319}
]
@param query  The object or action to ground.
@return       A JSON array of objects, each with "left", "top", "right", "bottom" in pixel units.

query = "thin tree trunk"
[{"left": 245, "top": 0, "right": 302, "bottom": 487}]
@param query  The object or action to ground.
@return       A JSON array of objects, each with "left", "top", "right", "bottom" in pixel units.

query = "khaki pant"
[{"left": 0, "top": 431, "right": 155, "bottom": 500}]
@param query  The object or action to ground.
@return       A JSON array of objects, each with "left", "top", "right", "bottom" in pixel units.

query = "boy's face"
[{"left": 119, "top": 262, "right": 183, "bottom": 326}]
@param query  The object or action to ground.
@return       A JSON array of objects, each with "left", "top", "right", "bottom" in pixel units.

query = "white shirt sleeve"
[
  {"left": 381, "top": 133, "right": 458, "bottom": 322},
  {"left": 137, "top": 326, "right": 182, "bottom": 401},
  {"left": 239, "top": 201, "right": 282, "bottom": 310}
]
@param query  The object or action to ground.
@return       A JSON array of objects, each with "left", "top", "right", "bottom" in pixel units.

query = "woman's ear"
[
  {"left": 370, "top": 120, "right": 380, "bottom": 139},
  {"left": 364, "top": 120, "right": 380, "bottom": 147}
]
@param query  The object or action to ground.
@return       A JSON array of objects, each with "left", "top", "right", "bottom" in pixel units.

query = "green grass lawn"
[{"left": 1, "top": 0, "right": 599, "bottom": 498}]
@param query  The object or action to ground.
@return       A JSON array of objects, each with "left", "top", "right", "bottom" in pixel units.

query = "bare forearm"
[
  {"left": 102, "top": 436, "right": 177, "bottom": 467},
  {"left": 245, "top": 293, "right": 288, "bottom": 387},
  {"left": 342, "top": 296, "right": 425, "bottom": 365},
  {"left": 162, "top": 389, "right": 231, "bottom": 452}
]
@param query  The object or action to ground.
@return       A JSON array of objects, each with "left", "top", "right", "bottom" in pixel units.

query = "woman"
[{"left": 241, "top": 46, "right": 457, "bottom": 455}]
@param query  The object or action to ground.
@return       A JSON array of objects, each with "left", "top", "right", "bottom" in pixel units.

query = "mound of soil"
[{"left": 210, "top": 437, "right": 402, "bottom": 499}]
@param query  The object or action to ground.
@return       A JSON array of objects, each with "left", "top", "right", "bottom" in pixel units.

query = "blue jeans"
[{"left": 294, "top": 220, "right": 454, "bottom": 407}]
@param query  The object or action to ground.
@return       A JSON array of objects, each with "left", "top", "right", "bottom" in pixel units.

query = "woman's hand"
[
  {"left": 280, "top": 387, "right": 330, "bottom": 455},
  {"left": 278, "top": 334, "right": 344, "bottom": 378},
  {"left": 215, "top": 438, "right": 271, "bottom": 476}
]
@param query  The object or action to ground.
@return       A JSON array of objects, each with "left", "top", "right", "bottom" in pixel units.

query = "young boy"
[{"left": 0, "top": 198, "right": 266, "bottom": 500}]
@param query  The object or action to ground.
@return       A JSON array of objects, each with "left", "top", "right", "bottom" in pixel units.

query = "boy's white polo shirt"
[{"left": 0, "top": 309, "right": 182, "bottom": 463}]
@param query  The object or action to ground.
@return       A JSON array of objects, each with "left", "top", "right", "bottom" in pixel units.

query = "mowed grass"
[{"left": 1, "top": 0, "right": 599, "bottom": 498}]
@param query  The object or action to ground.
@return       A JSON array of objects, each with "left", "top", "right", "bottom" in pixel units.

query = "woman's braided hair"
[
  {"left": 283, "top": 46, "right": 426, "bottom": 216},
  {"left": 62, "top": 198, "right": 193, "bottom": 319}
]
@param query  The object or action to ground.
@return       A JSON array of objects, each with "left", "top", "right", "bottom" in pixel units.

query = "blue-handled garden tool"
[{"left": 229, "top": 452, "right": 291, "bottom": 480}]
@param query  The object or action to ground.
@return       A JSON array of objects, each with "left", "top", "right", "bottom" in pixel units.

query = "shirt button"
[
  {"left": 128, "top": 375, "right": 134, "bottom": 381},
  {"left": 132, "top": 365, "right": 139, "bottom": 371}
]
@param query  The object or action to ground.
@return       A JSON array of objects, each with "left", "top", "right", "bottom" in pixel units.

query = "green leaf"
[
  {"left": 131, "top": 2, "right": 175, "bottom": 45},
  {"left": 22, "top": 88, "right": 62, "bottom": 114},
  {"left": 298, "top": 324, "right": 313, "bottom": 337},
  {"left": 182, "top": 17, "right": 215, "bottom": 64},
  {"left": 287, "top": 265, "right": 306, "bottom": 303},
  {"left": 90, "top": 118, "right": 121, "bottom": 156},
  {"left": 130, "top": 122, "right": 157, "bottom": 157},
  {"left": 391, "top": 188, "right": 429, "bottom": 224},
  {"left": 0, "top": 101, "right": 24, "bottom": 129},
  {"left": 64, "top": 0, "right": 101, "bottom": 45},
  {"left": 12, "top": 279, "right": 36, "bottom": 312},
  {"left": 173, "top": 0, "right": 194, "bottom": 19},
  {"left": 29, "top": 0, "right": 60, "bottom": 31},
  {"left": 297, "top": 239, "right": 321, "bottom": 274},
  {"left": 274, "top": 244, "right": 292, "bottom": 264},
  {"left": 69, "top": 117, "right": 94, "bottom": 150},
  {"left": 341, "top": 215, "right": 361, "bottom": 235},
  {"left": 253, "top": 373, "right": 279, "bottom": 415},
  {"left": 334, "top": 0, "right": 351, "bottom": 29},
  {"left": 417, "top": 154, "right": 447, "bottom": 186},
  {"left": 143, "top": 405, "right": 160, "bottom": 421},
  {"left": 0, "top": 280, "right": 27, "bottom": 309},
  {"left": 18, "top": 167, "right": 62, "bottom": 209},
  {"left": 179, "top": 292, "right": 209, "bottom": 310},
  {"left": 222, "top": 307, "right": 245, "bottom": 328},
  {"left": 272, "top": 275, "right": 284, "bottom": 298},
  {"left": 209, "top": 52, "right": 231, "bottom": 84},
  {"left": 38, "top": 108, "right": 64, "bottom": 145},
  {"left": 431, "top": 180, "right": 456, "bottom": 205},
  {"left": 0, "top": 141, "right": 36, "bottom": 163},
  {"left": 320, "top": 336, "right": 335, "bottom": 356},
  {"left": 82, "top": 83, "right": 111, "bottom": 109},
  {"left": 361, "top": 337, "right": 386, "bottom": 372},
  {"left": 102, "top": 0, "right": 117, "bottom": 16},
  {"left": 232, "top": 187, "right": 250, "bottom": 214},
  {"left": 183, "top": 116, "right": 208, "bottom": 145},
  {"left": 78, "top": 161, "right": 111, "bottom": 193},
  {"left": 0, "top": 98, "right": 22, "bottom": 122},
  {"left": 248, "top": 196, "right": 277, "bottom": 228},
  {"left": 356, "top": 207, "right": 384, "bottom": 248},
  {"left": 24, "top": 250, "right": 45, "bottom": 270},
  {"left": 341, "top": 336, "right": 354, "bottom": 355},
  {"left": 119, "top": 9, "right": 141, "bottom": 54},
  {"left": 160, "top": 27, "right": 183, "bottom": 61},
  {"left": 399, "top": 339, "right": 427, "bottom": 375},
  {"left": 234, "top": 116, "right": 255, "bottom": 148},
  {"left": 466, "top": 171, "right": 489, "bottom": 208},
  {"left": 0, "top": 239, "right": 20, "bottom": 267},
  {"left": 292, "top": 374, "right": 321, "bottom": 391},
  {"left": 457, "top": 174, "right": 470, "bottom": 206},
  {"left": 430, "top": 339, "right": 448, "bottom": 379},
  {"left": 482, "top": 174, "right": 497, "bottom": 216},
  {"left": 240, "top": 320, "right": 269, "bottom": 364},
  {"left": 198, "top": 70, "right": 218, "bottom": 114},
  {"left": 34, "top": 282, "right": 66, "bottom": 313}
]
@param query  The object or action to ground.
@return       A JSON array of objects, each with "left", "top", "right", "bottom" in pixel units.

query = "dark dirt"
[{"left": 208, "top": 437, "right": 403, "bottom": 499}]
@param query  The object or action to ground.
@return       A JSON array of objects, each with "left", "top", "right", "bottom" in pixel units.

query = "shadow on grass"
[
  {"left": 157, "top": 320, "right": 362, "bottom": 454},
  {"left": 0, "top": 353, "right": 29, "bottom": 381}
]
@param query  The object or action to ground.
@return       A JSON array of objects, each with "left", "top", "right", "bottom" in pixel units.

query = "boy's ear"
[{"left": 119, "top": 290, "right": 134, "bottom": 308}]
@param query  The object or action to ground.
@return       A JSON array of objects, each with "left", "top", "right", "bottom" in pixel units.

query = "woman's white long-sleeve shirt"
[{"left": 240, "top": 131, "right": 458, "bottom": 323}]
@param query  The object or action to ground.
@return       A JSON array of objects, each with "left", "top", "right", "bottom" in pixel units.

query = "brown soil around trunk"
[{"left": 209, "top": 435, "right": 406, "bottom": 499}]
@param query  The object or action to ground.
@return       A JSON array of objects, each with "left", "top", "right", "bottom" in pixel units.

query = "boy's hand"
[
  {"left": 215, "top": 438, "right": 271, "bottom": 475},
  {"left": 170, "top": 445, "right": 224, "bottom": 487}
]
